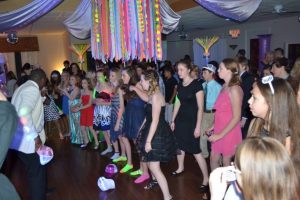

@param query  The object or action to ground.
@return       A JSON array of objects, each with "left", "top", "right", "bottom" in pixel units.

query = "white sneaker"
[
  {"left": 101, "top": 147, "right": 113, "bottom": 155},
  {"left": 110, "top": 153, "right": 120, "bottom": 160}
]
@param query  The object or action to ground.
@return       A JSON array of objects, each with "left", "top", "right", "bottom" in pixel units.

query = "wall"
[
  {"left": 166, "top": 16, "right": 300, "bottom": 63},
  {"left": 3, "top": 32, "right": 71, "bottom": 77},
  {"left": 36, "top": 32, "right": 71, "bottom": 76}
]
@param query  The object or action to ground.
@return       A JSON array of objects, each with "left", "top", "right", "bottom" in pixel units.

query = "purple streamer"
[{"left": 0, "top": 0, "right": 63, "bottom": 32}]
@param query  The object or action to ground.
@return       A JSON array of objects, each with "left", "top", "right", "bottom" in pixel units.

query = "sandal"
[{"left": 144, "top": 180, "right": 158, "bottom": 190}]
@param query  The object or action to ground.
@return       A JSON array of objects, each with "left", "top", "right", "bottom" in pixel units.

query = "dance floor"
[{"left": 6, "top": 133, "right": 209, "bottom": 200}]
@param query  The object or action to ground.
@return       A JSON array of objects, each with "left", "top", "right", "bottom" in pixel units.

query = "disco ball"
[{"left": 6, "top": 32, "right": 18, "bottom": 44}]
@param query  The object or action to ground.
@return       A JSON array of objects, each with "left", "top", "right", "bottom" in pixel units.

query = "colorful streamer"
[{"left": 91, "top": 0, "right": 163, "bottom": 63}]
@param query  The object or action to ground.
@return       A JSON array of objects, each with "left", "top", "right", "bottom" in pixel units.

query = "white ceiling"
[
  {"left": 178, "top": 0, "right": 300, "bottom": 31},
  {"left": 0, "top": 0, "right": 299, "bottom": 35}
]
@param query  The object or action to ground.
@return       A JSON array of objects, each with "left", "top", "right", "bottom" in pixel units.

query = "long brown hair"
[
  {"left": 235, "top": 137, "right": 299, "bottom": 200},
  {"left": 248, "top": 78, "right": 300, "bottom": 179},
  {"left": 121, "top": 66, "right": 140, "bottom": 100},
  {"left": 110, "top": 67, "right": 123, "bottom": 93},
  {"left": 222, "top": 58, "right": 241, "bottom": 86},
  {"left": 142, "top": 70, "right": 159, "bottom": 96}
]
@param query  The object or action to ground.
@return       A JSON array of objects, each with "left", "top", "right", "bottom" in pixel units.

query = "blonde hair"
[
  {"left": 235, "top": 137, "right": 299, "bottom": 200},
  {"left": 291, "top": 57, "right": 300, "bottom": 80},
  {"left": 222, "top": 58, "right": 241, "bottom": 86},
  {"left": 142, "top": 70, "right": 159, "bottom": 96}
]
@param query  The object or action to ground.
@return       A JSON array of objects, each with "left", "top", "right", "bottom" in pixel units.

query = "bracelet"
[{"left": 146, "top": 141, "right": 151, "bottom": 143}]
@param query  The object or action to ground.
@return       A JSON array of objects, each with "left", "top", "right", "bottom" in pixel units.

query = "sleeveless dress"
[
  {"left": 123, "top": 97, "right": 145, "bottom": 139},
  {"left": 69, "top": 88, "right": 84, "bottom": 144},
  {"left": 110, "top": 91, "right": 124, "bottom": 143},
  {"left": 174, "top": 80, "right": 203, "bottom": 154},
  {"left": 93, "top": 91, "right": 111, "bottom": 131},
  {"left": 80, "top": 94, "right": 94, "bottom": 127},
  {"left": 212, "top": 89, "right": 242, "bottom": 156},
  {"left": 139, "top": 104, "right": 176, "bottom": 162},
  {"left": 62, "top": 95, "right": 69, "bottom": 115}
]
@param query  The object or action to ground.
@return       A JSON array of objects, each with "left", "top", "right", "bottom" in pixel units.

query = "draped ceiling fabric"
[
  {"left": 160, "top": 0, "right": 181, "bottom": 34},
  {"left": 63, "top": 0, "right": 91, "bottom": 39},
  {"left": 0, "top": 0, "right": 63, "bottom": 33},
  {"left": 195, "top": 0, "right": 262, "bottom": 22},
  {"left": 64, "top": 0, "right": 181, "bottom": 39}
]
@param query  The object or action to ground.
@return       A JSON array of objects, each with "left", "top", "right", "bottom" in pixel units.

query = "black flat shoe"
[
  {"left": 144, "top": 180, "right": 158, "bottom": 190},
  {"left": 171, "top": 170, "right": 184, "bottom": 176},
  {"left": 199, "top": 184, "right": 209, "bottom": 193}
]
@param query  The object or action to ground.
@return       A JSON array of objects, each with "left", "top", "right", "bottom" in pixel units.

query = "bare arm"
[
  {"left": 170, "top": 95, "right": 180, "bottom": 131},
  {"left": 64, "top": 87, "right": 79, "bottom": 101},
  {"left": 130, "top": 83, "right": 149, "bottom": 102},
  {"left": 194, "top": 90, "right": 204, "bottom": 138},
  {"left": 114, "top": 89, "right": 125, "bottom": 130}
]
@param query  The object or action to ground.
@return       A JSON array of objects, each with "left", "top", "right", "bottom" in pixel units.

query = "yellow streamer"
[{"left": 195, "top": 36, "right": 219, "bottom": 57}]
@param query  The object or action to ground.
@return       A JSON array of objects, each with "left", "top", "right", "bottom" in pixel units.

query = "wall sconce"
[{"left": 229, "top": 29, "right": 240, "bottom": 39}]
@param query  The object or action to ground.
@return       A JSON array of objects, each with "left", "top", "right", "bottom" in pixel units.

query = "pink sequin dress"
[{"left": 212, "top": 88, "right": 242, "bottom": 156}]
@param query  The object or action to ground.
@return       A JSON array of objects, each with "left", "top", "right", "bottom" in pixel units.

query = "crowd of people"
[{"left": 1, "top": 47, "right": 300, "bottom": 200}]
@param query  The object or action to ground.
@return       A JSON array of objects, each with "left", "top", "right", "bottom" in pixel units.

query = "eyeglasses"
[{"left": 261, "top": 75, "right": 274, "bottom": 95}]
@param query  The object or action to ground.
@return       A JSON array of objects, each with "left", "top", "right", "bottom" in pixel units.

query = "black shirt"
[{"left": 164, "top": 76, "right": 178, "bottom": 103}]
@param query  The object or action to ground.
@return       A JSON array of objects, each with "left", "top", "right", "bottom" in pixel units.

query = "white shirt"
[{"left": 11, "top": 80, "right": 45, "bottom": 154}]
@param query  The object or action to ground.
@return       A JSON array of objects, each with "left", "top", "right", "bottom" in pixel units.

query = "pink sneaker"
[{"left": 134, "top": 174, "right": 150, "bottom": 184}]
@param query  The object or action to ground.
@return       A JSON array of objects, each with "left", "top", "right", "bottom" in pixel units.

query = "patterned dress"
[
  {"left": 93, "top": 91, "right": 111, "bottom": 131},
  {"left": 69, "top": 88, "right": 84, "bottom": 144},
  {"left": 44, "top": 95, "right": 60, "bottom": 122},
  {"left": 110, "top": 91, "right": 124, "bottom": 143}
]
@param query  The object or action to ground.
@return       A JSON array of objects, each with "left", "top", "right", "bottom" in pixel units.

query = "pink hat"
[
  {"left": 104, "top": 164, "right": 118, "bottom": 178},
  {"left": 36, "top": 145, "right": 54, "bottom": 165}
]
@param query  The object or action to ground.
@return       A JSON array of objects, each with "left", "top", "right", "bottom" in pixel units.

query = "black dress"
[
  {"left": 174, "top": 80, "right": 203, "bottom": 154},
  {"left": 139, "top": 104, "right": 176, "bottom": 162}
]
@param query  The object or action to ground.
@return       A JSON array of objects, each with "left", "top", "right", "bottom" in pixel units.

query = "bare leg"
[
  {"left": 103, "top": 130, "right": 111, "bottom": 148},
  {"left": 222, "top": 155, "right": 233, "bottom": 167},
  {"left": 80, "top": 126, "right": 89, "bottom": 144},
  {"left": 121, "top": 136, "right": 132, "bottom": 165},
  {"left": 141, "top": 162, "right": 149, "bottom": 175},
  {"left": 210, "top": 152, "right": 222, "bottom": 171},
  {"left": 112, "top": 141, "right": 119, "bottom": 153},
  {"left": 149, "top": 162, "right": 172, "bottom": 200},
  {"left": 193, "top": 153, "right": 209, "bottom": 185},
  {"left": 88, "top": 126, "right": 99, "bottom": 146},
  {"left": 118, "top": 136, "right": 126, "bottom": 156},
  {"left": 174, "top": 150, "right": 185, "bottom": 173},
  {"left": 54, "top": 119, "right": 64, "bottom": 139}
]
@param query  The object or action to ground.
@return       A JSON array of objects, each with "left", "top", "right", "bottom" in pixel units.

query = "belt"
[{"left": 204, "top": 109, "right": 215, "bottom": 113}]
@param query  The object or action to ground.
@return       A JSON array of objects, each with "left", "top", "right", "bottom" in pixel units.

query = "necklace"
[{"left": 182, "top": 78, "right": 192, "bottom": 86}]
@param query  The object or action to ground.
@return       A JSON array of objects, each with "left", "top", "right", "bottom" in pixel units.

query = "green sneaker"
[
  {"left": 130, "top": 169, "right": 143, "bottom": 176},
  {"left": 120, "top": 164, "right": 133, "bottom": 173},
  {"left": 113, "top": 156, "right": 127, "bottom": 163}
]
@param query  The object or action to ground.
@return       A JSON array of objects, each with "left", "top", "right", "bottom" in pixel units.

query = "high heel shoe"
[
  {"left": 199, "top": 184, "right": 209, "bottom": 193},
  {"left": 171, "top": 170, "right": 184, "bottom": 176}
]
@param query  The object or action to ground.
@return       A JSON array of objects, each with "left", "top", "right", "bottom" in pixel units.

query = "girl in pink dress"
[{"left": 208, "top": 58, "right": 243, "bottom": 171}]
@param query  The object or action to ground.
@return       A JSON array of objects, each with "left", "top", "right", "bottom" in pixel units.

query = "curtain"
[
  {"left": 160, "top": 0, "right": 181, "bottom": 34},
  {"left": 63, "top": 0, "right": 92, "bottom": 39},
  {"left": 64, "top": 0, "right": 181, "bottom": 39},
  {"left": 0, "top": 0, "right": 63, "bottom": 32},
  {"left": 194, "top": 0, "right": 262, "bottom": 22}
]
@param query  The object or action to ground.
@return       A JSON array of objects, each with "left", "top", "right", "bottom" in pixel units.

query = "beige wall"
[{"left": 36, "top": 32, "right": 71, "bottom": 76}]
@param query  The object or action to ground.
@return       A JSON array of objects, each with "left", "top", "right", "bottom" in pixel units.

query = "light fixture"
[{"left": 6, "top": 32, "right": 18, "bottom": 44}]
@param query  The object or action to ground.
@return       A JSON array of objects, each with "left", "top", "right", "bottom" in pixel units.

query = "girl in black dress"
[
  {"left": 139, "top": 70, "right": 175, "bottom": 200},
  {"left": 170, "top": 60, "right": 209, "bottom": 191}
]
